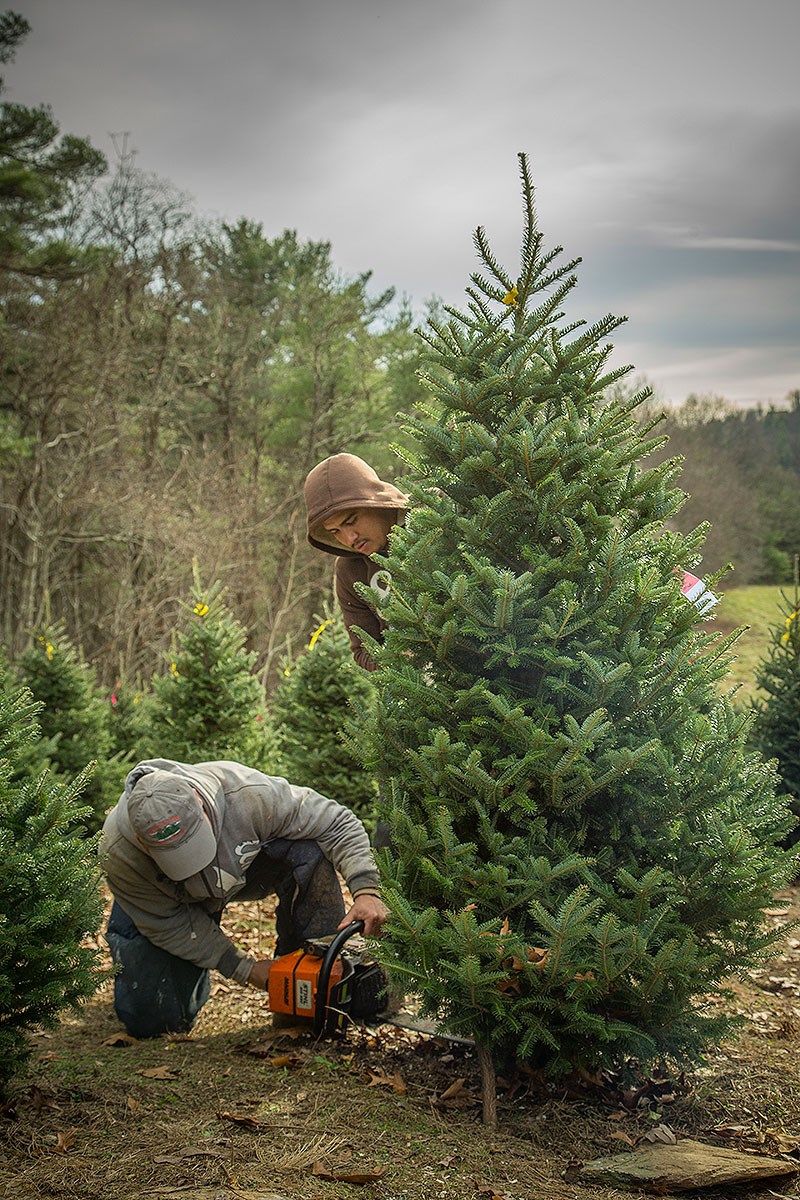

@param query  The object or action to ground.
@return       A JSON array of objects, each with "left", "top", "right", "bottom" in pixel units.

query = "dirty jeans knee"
[
  {"left": 238, "top": 839, "right": 346, "bottom": 957},
  {"left": 106, "top": 900, "right": 213, "bottom": 1038}
]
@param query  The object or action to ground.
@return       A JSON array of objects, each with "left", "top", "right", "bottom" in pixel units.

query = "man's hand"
[
  {"left": 339, "top": 893, "right": 388, "bottom": 937},
  {"left": 246, "top": 959, "right": 272, "bottom": 991}
]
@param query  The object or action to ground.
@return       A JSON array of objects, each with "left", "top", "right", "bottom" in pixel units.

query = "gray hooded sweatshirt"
[{"left": 99, "top": 759, "right": 380, "bottom": 982}]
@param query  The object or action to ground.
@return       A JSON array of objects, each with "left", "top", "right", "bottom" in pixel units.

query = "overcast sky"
[{"left": 10, "top": 0, "right": 800, "bottom": 407}]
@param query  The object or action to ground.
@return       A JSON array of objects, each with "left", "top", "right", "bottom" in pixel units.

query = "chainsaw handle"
[{"left": 314, "top": 920, "right": 365, "bottom": 1034}]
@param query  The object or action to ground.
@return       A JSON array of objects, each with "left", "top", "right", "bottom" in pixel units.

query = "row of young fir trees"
[
  {"left": 2, "top": 153, "right": 799, "bottom": 1120},
  {"left": 3, "top": 571, "right": 376, "bottom": 834},
  {"left": 0, "top": 575, "right": 374, "bottom": 1095}
]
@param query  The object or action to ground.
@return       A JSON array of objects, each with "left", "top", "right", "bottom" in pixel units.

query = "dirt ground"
[{"left": 3, "top": 888, "right": 800, "bottom": 1200}]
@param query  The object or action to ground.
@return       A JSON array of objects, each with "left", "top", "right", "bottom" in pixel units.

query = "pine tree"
[
  {"left": 0, "top": 12, "right": 106, "bottom": 277},
  {"left": 272, "top": 612, "right": 378, "bottom": 824},
  {"left": 15, "top": 624, "right": 126, "bottom": 830},
  {"left": 0, "top": 684, "right": 105, "bottom": 1097},
  {"left": 145, "top": 569, "right": 276, "bottom": 768},
  {"left": 361, "top": 156, "right": 794, "bottom": 1124},
  {"left": 751, "top": 561, "right": 800, "bottom": 846},
  {"left": 1, "top": 643, "right": 57, "bottom": 780},
  {"left": 107, "top": 676, "right": 151, "bottom": 762}
]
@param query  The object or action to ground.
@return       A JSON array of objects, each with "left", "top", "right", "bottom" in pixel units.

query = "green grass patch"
[{"left": 707, "top": 584, "right": 787, "bottom": 705}]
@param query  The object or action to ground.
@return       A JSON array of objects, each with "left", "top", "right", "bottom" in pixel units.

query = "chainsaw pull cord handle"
[{"left": 314, "top": 919, "right": 365, "bottom": 1035}]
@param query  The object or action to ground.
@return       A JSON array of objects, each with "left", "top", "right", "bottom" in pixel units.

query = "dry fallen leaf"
[
  {"left": 52, "top": 1128, "right": 77, "bottom": 1155},
  {"left": 497, "top": 977, "right": 522, "bottom": 994},
  {"left": 642, "top": 1123, "right": 677, "bottom": 1145},
  {"left": 609, "top": 1131, "right": 637, "bottom": 1146},
  {"left": 137, "top": 1066, "right": 178, "bottom": 1079},
  {"left": 217, "top": 1110, "right": 267, "bottom": 1129},
  {"left": 438, "top": 1078, "right": 466, "bottom": 1102},
  {"left": 767, "top": 1132, "right": 800, "bottom": 1154},
  {"left": 311, "top": 1160, "right": 387, "bottom": 1183},
  {"left": 269, "top": 1052, "right": 305, "bottom": 1068},
  {"left": 101, "top": 1033, "right": 139, "bottom": 1047},
  {"left": 125, "top": 1096, "right": 140, "bottom": 1114},
  {"left": 27, "top": 1086, "right": 60, "bottom": 1114},
  {"left": 153, "top": 1145, "right": 227, "bottom": 1165},
  {"left": 367, "top": 1067, "right": 407, "bottom": 1094}
]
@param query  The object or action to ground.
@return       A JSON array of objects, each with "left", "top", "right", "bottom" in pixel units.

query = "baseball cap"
[{"left": 128, "top": 771, "right": 217, "bottom": 881}]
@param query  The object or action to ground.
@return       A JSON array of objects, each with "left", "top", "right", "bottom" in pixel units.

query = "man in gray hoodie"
[{"left": 100, "top": 758, "right": 386, "bottom": 1038}]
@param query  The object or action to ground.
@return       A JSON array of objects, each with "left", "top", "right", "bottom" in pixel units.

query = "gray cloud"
[{"left": 12, "top": 0, "right": 800, "bottom": 406}]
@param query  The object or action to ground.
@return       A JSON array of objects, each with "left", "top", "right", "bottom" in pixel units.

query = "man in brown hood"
[{"left": 304, "top": 453, "right": 409, "bottom": 671}]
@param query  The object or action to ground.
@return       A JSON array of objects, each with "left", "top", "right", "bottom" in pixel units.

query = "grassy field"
[{"left": 705, "top": 583, "right": 790, "bottom": 705}]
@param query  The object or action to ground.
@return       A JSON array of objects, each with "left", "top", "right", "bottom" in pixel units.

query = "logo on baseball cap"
[{"left": 128, "top": 771, "right": 217, "bottom": 880}]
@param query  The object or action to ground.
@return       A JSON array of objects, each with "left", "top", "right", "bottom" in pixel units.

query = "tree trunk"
[{"left": 476, "top": 1042, "right": 497, "bottom": 1128}]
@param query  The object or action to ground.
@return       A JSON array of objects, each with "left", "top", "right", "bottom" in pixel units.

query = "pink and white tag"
[{"left": 679, "top": 569, "right": 717, "bottom": 617}]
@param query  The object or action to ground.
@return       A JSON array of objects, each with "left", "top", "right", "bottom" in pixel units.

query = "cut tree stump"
[{"left": 574, "top": 1138, "right": 798, "bottom": 1192}]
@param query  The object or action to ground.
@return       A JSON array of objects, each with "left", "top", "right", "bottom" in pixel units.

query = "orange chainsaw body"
[{"left": 268, "top": 947, "right": 345, "bottom": 1023}]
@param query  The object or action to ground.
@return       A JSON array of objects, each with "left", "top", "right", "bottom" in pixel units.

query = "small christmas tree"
[
  {"left": 0, "top": 685, "right": 105, "bottom": 1098},
  {"left": 107, "top": 676, "right": 150, "bottom": 761},
  {"left": 751, "top": 560, "right": 800, "bottom": 846},
  {"left": 145, "top": 568, "right": 276, "bottom": 769},
  {"left": 272, "top": 612, "right": 378, "bottom": 825},
  {"left": 362, "top": 156, "right": 793, "bottom": 1124},
  {"left": 15, "top": 625, "right": 126, "bottom": 830},
  {"left": 0, "top": 646, "right": 57, "bottom": 780}
]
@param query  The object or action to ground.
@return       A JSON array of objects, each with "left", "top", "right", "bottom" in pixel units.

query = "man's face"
[{"left": 322, "top": 508, "right": 394, "bottom": 556}]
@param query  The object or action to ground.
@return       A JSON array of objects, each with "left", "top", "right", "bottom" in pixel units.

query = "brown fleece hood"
[{"left": 304, "top": 453, "right": 410, "bottom": 556}]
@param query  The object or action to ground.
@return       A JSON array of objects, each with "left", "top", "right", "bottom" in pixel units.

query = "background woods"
[
  {"left": 634, "top": 389, "right": 800, "bottom": 587},
  {"left": 1, "top": 15, "right": 799, "bottom": 701},
  {"left": 0, "top": 155, "right": 425, "bottom": 685},
  {"left": 0, "top": 15, "right": 424, "bottom": 687}
]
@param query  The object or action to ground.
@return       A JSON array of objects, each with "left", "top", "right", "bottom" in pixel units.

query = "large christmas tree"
[{"left": 362, "top": 156, "right": 794, "bottom": 1123}]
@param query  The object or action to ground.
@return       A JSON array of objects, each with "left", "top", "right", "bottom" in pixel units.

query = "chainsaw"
[{"left": 267, "top": 919, "right": 388, "bottom": 1036}]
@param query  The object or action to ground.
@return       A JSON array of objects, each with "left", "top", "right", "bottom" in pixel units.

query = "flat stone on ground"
[{"left": 575, "top": 1137, "right": 798, "bottom": 1192}]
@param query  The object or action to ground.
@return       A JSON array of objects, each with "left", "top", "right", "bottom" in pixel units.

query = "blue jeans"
[{"left": 106, "top": 839, "right": 345, "bottom": 1038}]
